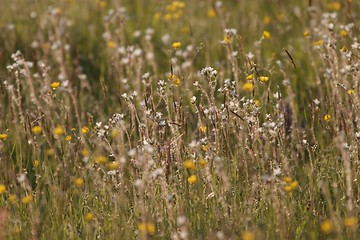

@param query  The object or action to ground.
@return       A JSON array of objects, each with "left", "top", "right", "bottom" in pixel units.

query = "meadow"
[{"left": 0, "top": 0, "right": 360, "bottom": 239}]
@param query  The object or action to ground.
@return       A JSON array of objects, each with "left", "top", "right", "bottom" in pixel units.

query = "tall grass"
[{"left": 0, "top": 0, "right": 360, "bottom": 239}]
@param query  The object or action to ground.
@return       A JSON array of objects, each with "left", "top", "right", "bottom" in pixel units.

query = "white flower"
[{"left": 201, "top": 67, "right": 218, "bottom": 78}]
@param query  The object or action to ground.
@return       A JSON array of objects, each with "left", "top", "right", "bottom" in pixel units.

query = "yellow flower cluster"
[{"left": 155, "top": 1, "right": 185, "bottom": 21}]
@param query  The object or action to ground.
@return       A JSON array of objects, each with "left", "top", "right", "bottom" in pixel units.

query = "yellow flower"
[
  {"left": 172, "top": 42, "right": 181, "bottom": 49},
  {"left": 51, "top": 81, "right": 60, "bottom": 90},
  {"left": 0, "top": 184, "right": 6, "bottom": 194},
  {"left": 9, "top": 194, "right": 16, "bottom": 203},
  {"left": 163, "top": 13, "right": 172, "bottom": 21},
  {"left": 284, "top": 185, "right": 293, "bottom": 192},
  {"left": 242, "top": 231, "right": 255, "bottom": 240},
  {"left": 199, "top": 159, "right": 208, "bottom": 167},
  {"left": 344, "top": 216, "right": 358, "bottom": 228},
  {"left": 31, "top": 126, "right": 42, "bottom": 134},
  {"left": 33, "top": 159, "right": 39, "bottom": 167},
  {"left": 313, "top": 40, "right": 324, "bottom": 46},
  {"left": 173, "top": 78, "right": 181, "bottom": 86},
  {"left": 65, "top": 135, "right": 72, "bottom": 142},
  {"left": 347, "top": 89, "right": 355, "bottom": 95},
  {"left": 187, "top": 175, "right": 197, "bottom": 184},
  {"left": 283, "top": 176, "right": 292, "bottom": 183},
  {"left": 201, "top": 145, "right": 207, "bottom": 151},
  {"left": 223, "top": 35, "right": 231, "bottom": 44},
  {"left": 95, "top": 155, "right": 108, "bottom": 164},
  {"left": 146, "top": 223, "right": 156, "bottom": 235},
  {"left": 320, "top": 219, "right": 333, "bottom": 234},
  {"left": 242, "top": 82, "right": 254, "bottom": 92},
  {"left": 84, "top": 212, "right": 95, "bottom": 222},
  {"left": 107, "top": 40, "right": 116, "bottom": 49},
  {"left": 263, "top": 16, "right": 271, "bottom": 25},
  {"left": 263, "top": 31, "right": 271, "bottom": 39},
  {"left": 0, "top": 133, "right": 7, "bottom": 140},
  {"left": 81, "top": 127, "right": 89, "bottom": 134},
  {"left": 290, "top": 181, "right": 299, "bottom": 189},
  {"left": 259, "top": 76, "right": 269, "bottom": 82},
  {"left": 107, "top": 161, "right": 120, "bottom": 170},
  {"left": 326, "top": 2, "right": 341, "bottom": 11},
  {"left": 341, "top": 46, "right": 347, "bottom": 52},
  {"left": 53, "top": 125, "right": 64, "bottom": 136},
  {"left": 183, "top": 160, "right": 196, "bottom": 170},
  {"left": 74, "top": 178, "right": 84, "bottom": 187},
  {"left": 81, "top": 149, "right": 90, "bottom": 157},
  {"left": 207, "top": 9, "right": 216, "bottom": 18},
  {"left": 254, "top": 100, "right": 260, "bottom": 106},
  {"left": 340, "top": 30, "right": 347, "bottom": 37},
  {"left": 246, "top": 74, "right": 254, "bottom": 80},
  {"left": 111, "top": 129, "right": 119, "bottom": 138},
  {"left": 46, "top": 148, "right": 55, "bottom": 156},
  {"left": 304, "top": 31, "right": 310, "bottom": 37},
  {"left": 21, "top": 195, "right": 33, "bottom": 204},
  {"left": 97, "top": 0, "right": 106, "bottom": 8},
  {"left": 323, "top": 114, "right": 331, "bottom": 122},
  {"left": 198, "top": 126, "right": 207, "bottom": 133},
  {"left": 138, "top": 223, "right": 147, "bottom": 232}
]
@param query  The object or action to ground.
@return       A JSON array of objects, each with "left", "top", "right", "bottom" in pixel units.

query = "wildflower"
[
  {"left": 31, "top": 126, "right": 42, "bottom": 134},
  {"left": 8, "top": 194, "right": 16, "bottom": 203},
  {"left": 138, "top": 222, "right": 156, "bottom": 235},
  {"left": 290, "top": 181, "right": 299, "bottom": 189},
  {"left": 107, "top": 40, "right": 116, "bottom": 49},
  {"left": 97, "top": 0, "right": 106, "bottom": 8},
  {"left": 341, "top": 46, "right": 347, "bottom": 52},
  {"left": 254, "top": 100, "right": 260, "bottom": 106},
  {"left": 95, "top": 155, "right": 108, "bottom": 164},
  {"left": 326, "top": 2, "right": 341, "bottom": 11},
  {"left": 187, "top": 175, "right": 197, "bottom": 184},
  {"left": 21, "top": 195, "right": 33, "bottom": 204},
  {"left": 183, "top": 160, "right": 196, "bottom": 170},
  {"left": 33, "top": 159, "right": 39, "bottom": 167},
  {"left": 53, "top": 125, "right": 64, "bottom": 136},
  {"left": 107, "top": 161, "right": 120, "bottom": 170},
  {"left": 284, "top": 185, "right": 293, "bottom": 192},
  {"left": 344, "top": 216, "right": 358, "bottom": 228},
  {"left": 323, "top": 114, "right": 331, "bottom": 122},
  {"left": 51, "top": 81, "right": 60, "bottom": 90},
  {"left": 201, "top": 67, "right": 218, "bottom": 78},
  {"left": 208, "top": 9, "right": 216, "bottom": 18},
  {"left": 262, "top": 31, "right": 270, "bottom": 39},
  {"left": 242, "top": 231, "right": 255, "bottom": 240},
  {"left": 242, "top": 82, "right": 254, "bottom": 92},
  {"left": 84, "top": 212, "right": 95, "bottom": 222},
  {"left": 172, "top": 42, "right": 181, "bottom": 49},
  {"left": 259, "top": 76, "right": 269, "bottom": 82},
  {"left": 263, "top": 16, "right": 271, "bottom": 25},
  {"left": 81, "top": 127, "right": 89, "bottom": 134},
  {"left": 223, "top": 35, "right": 231, "bottom": 44},
  {"left": 201, "top": 145, "right": 207, "bottom": 151},
  {"left": 246, "top": 74, "right": 254, "bottom": 80},
  {"left": 81, "top": 149, "right": 90, "bottom": 157},
  {"left": 304, "top": 31, "right": 310, "bottom": 37},
  {"left": 199, "top": 159, "right": 208, "bottom": 167},
  {"left": 347, "top": 89, "right": 355, "bottom": 95},
  {"left": 74, "top": 178, "right": 84, "bottom": 187},
  {"left": 0, "top": 133, "right": 7, "bottom": 140},
  {"left": 313, "top": 40, "right": 324, "bottom": 46},
  {"left": 65, "top": 135, "right": 72, "bottom": 142},
  {"left": 111, "top": 129, "right": 119, "bottom": 138},
  {"left": 320, "top": 219, "right": 333, "bottom": 234},
  {"left": 0, "top": 184, "right": 6, "bottom": 194},
  {"left": 283, "top": 176, "right": 292, "bottom": 183},
  {"left": 340, "top": 30, "right": 347, "bottom": 37},
  {"left": 46, "top": 149, "right": 55, "bottom": 156},
  {"left": 199, "top": 126, "right": 207, "bottom": 133}
]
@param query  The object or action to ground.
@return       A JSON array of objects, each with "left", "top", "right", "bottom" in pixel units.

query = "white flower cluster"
[{"left": 200, "top": 67, "right": 218, "bottom": 78}]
